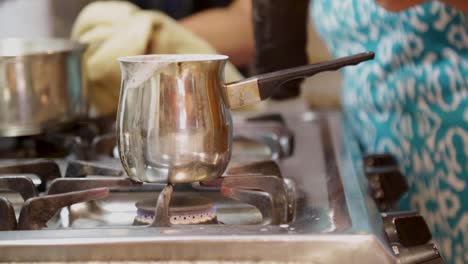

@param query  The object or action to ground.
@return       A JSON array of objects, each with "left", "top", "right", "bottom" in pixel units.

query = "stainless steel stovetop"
[{"left": 0, "top": 104, "right": 443, "bottom": 263}]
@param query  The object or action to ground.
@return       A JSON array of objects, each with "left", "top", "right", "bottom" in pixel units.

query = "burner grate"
[
  {"left": 0, "top": 159, "right": 294, "bottom": 229},
  {"left": 0, "top": 172, "right": 109, "bottom": 230},
  {"left": 0, "top": 159, "right": 61, "bottom": 191}
]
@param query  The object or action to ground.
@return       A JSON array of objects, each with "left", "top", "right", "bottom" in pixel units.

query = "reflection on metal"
[
  {"left": 318, "top": 114, "right": 351, "bottom": 230},
  {"left": 284, "top": 178, "right": 298, "bottom": 222}
]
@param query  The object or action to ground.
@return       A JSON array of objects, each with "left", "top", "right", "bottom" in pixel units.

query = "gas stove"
[{"left": 0, "top": 107, "right": 443, "bottom": 263}]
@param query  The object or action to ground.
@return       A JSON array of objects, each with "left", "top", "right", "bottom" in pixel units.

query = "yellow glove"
[{"left": 71, "top": 1, "right": 243, "bottom": 115}]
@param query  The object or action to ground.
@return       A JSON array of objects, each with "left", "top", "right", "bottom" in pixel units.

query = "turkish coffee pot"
[{"left": 117, "top": 52, "right": 374, "bottom": 183}]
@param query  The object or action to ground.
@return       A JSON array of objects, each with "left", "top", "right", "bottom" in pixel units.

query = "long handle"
[
  {"left": 256, "top": 51, "right": 374, "bottom": 99},
  {"left": 225, "top": 52, "right": 374, "bottom": 109}
]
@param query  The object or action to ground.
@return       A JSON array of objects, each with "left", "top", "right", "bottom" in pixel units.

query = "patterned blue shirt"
[{"left": 312, "top": 1, "right": 467, "bottom": 263}]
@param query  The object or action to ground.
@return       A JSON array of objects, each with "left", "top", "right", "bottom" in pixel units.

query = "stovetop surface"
[{"left": 0, "top": 102, "right": 397, "bottom": 263}]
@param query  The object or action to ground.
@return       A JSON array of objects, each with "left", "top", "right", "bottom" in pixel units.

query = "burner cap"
[{"left": 134, "top": 194, "right": 216, "bottom": 225}]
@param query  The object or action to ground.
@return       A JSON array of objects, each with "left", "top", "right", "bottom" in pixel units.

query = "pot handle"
[{"left": 225, "top": 51, "right": 375, "bottom": 109}]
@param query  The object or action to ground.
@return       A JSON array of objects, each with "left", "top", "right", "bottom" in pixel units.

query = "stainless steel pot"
[
  {"left": 117, "top": 52, "right": 374, "bottom": 184},
  {"left": 0, "top": 38, "right": 87, "bottom": 137}
]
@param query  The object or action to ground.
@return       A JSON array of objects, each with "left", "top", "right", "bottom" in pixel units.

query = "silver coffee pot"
[{"left": 117, "top": 52, "right": 374, "bottom": 183}]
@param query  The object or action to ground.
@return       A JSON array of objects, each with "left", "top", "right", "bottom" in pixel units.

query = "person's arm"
[
  {"left": 180, "top": 0, "right": 254, "bottom": 67},
  {"left": 376, "top": 0, "right": 468, "bottom": 12}
]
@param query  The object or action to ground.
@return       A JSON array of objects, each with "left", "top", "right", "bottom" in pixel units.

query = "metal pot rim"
[
  {"left": 118, "top": 54, "right": 229, "bottom": 63},
  {"left": 0, "top": 38, "right": 87, "bottom": 58}
]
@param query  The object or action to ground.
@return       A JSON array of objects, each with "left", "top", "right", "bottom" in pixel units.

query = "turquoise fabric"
[{"left": 312, "top": 1, "right": 467, "bottom": 263}]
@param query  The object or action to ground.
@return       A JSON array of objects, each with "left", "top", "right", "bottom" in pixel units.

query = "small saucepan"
[{"left": 0, "top": 38, "right": 88, "bottom": 137}]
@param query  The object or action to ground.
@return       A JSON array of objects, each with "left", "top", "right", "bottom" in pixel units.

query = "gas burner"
[{"left": 134, "top": 195, "right": 217, "bottom": 225}]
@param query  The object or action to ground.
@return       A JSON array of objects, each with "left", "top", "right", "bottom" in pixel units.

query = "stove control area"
[
  {"left": 383, "top": 211, "right": 432, "bottom": 248},
  {"left": 363, "top": 153, "right": 445, "bottom": 264},
  {"left": 363, "top": 153, "right": 408, "bottom": 211},
  {"left": 382, "top": 212, "right": 443, "bottom": 264}
]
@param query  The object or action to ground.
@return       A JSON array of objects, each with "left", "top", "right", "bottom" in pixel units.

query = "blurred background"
[{"left": 0, "top": 0, "right": 342, "bottom": 109}]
